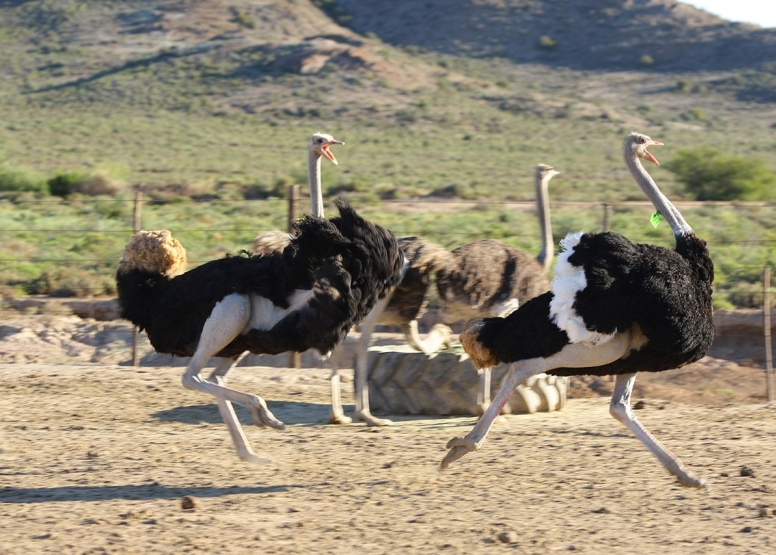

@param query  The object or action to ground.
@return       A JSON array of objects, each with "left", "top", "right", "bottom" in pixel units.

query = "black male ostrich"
[
  {"left": 441, "top": 132, "right": 714, "bottom": 489},
  {"left": 117, "top": 136, "right": 403, "bottom": 464}
]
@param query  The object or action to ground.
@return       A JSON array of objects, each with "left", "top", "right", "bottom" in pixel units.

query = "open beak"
[
  {"left": 321, "top": 140, "right": 344, "bottom": 165},
  {"left": 643, "top": 139, "right": 663, "bottom": 166}
]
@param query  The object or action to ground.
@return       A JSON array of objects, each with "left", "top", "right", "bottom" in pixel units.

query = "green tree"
[{"left": 665, "top": 147, "right": 775, "bottom": 201}]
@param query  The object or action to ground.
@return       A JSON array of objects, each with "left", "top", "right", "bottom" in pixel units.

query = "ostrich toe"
[
  {"left": 249, "top": 396, "right": 286, "bottom": 430},
  {"left": 676, "top": 471, "right": 709, "bottom": 490},
  {"left": 440, "top": 436, "right": 480, "bottom": 468},
  {"left": 357, "top": 411, "right": 393, "bottom": 427},
  {"left": 328, "top": 413, "right": 353, "bottom": 425},
  {"left": 238, "top": 450, "right": 272, "bottom": 465}
]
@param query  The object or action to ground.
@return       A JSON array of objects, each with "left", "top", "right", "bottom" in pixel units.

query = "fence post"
[
  {"left": 764, "top": 267, "right": 773, "bottom": 403},
  {"left": 602, "top": 203, "right": 612, "bottom": 232},
  {"left": 131, "top": 189, "right": 143, "bottom": 367},
  {"left": 288, "top": 184, "right": 301, "bottom": 369}
]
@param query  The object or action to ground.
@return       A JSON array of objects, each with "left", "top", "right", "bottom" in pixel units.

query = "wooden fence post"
[
  {"left": 288, "top": 184, "right": 301, "bottom": 369},
  {"left": 131, "top": 189, "right": 143, "bottom": 367},
  {"left": 764, "top": 267, "right": 773, "bottom": 403},
  {"left": 602, "top": 203, "right": 612, "bottom": 232}
]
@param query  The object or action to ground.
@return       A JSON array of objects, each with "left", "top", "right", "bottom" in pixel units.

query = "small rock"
[
  {"left": 740, "top": 526, "right": 753, "bottom": 533},
  {"left": 593, "top": 507, "right": 611, "bottom": 514},
  {"left": 181, "top": 496, "right": 196, "bottom": 511},
  {"left": 740, "top": 466, "right": 756, "bottom": 478},
  {"left": 498, "top": 531, "right": 519, "bottom": 544},
  {"left": 758, "top": 507, "right": 770, "bottom": 518},
  {"left": 633, "top": 400, "right": 646, "bottom": 410}
]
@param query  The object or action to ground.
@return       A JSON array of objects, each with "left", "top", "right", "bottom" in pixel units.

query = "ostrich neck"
[
  {"left": 308, "top": 152, "right": 324, "bottom": 218},
  {"left": 625, "top": 150, "right": 692, "bottom": 238},
  {"left": 535, "top": 173, "right": 553, "bottom": 273}
]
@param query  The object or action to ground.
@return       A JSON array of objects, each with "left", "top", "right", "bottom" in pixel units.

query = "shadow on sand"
[
  {"left": 152, "top": 400, "right": 355, "bottom": 426},
  {"left": 0, "top": 482, "right": 319, "bottom": 504}
]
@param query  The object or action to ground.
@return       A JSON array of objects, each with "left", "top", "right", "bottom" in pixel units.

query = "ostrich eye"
[
  {"left": 316, "top": 138, "right": 323, "bottom": 143},
  {"left": 639, "top": 137, "right": 647, "bottom": 144}
]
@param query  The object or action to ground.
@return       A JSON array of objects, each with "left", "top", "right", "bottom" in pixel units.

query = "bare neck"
[
  {"left": 624, "top": 148, "right": 692, "bottom": 238},
  {"left": 535, "top": 172, "right": 553, "bottom": 272},
  {"left": 308, "top": 151, "right": 324, "bottom": 218}
]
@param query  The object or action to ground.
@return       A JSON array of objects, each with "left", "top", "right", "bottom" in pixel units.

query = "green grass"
[{"left": 0, "top": 1, "right": 774, "bottom": 306}]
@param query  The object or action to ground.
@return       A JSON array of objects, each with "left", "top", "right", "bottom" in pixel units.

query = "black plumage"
[
  {"left": 117, "top": 201, "right": 402, "bottom": 359},
  {"left": 467, "top": 231, "right": 714, "bottom": 376}
]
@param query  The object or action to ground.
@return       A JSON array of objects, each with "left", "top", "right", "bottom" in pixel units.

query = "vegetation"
[
  {"left": 537, "top": 36, "right": 558, "bottom": 50},
  {"left": 0, "top": 1, "right": 774, "bottom": 308},
  {"left": 666, "top": 148, "right": 775, "bottom": 201}
]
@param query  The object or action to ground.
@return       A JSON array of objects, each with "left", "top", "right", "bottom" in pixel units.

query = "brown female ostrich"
[
  {"left": 116, "top": 134, "right": 403, "bottom": 463},
  {"left": 332, "top": 164, "right": 560, "bottom": 426},
  {"left": 441, "top": 133, "right": 714, "bottom": 489}
]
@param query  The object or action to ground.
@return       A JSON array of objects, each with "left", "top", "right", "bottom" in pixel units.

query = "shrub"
[
  {"left": 0, "top": 165, "right": 48, "bottom": 193},
  {"left": 537, "top": 36, "right": 557, "bottom": 50},
  {"left": 639, "top": 55, "right": 655, "bottom": 67},
  {"left": 47, "top": 171, "right": 87, "bottom": 196},
  {"left": 73, "top": 172, "right": 121, "bottom": 196},
  {"left": 28, "top": 267, "right": 116, "bottom": 297},
  {"left": 665, "top": 147, "right": 776, "bottom": 201}
]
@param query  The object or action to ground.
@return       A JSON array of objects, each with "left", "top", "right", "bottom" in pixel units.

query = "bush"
[
  {"left": 0, "top": 165, "right": 48, "bottom": 193},
  {"left": 47, "top": 171, "right": 86, "bottom": 196},
  {"left": 28, "top": 267, "right": 116, "bottom": 297},
  {"left": 537, "top": 36, "right": 558, "bottom": 50},
  {"left": 665, "top": 147, "right": 776, "bottom": 201}
]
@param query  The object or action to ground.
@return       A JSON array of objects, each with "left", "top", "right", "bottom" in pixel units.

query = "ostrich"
[
  {"left": 441, "top": 132, "right": 714, "bottom": 489},
  {"left": 116, "top": 134, "right": 403, "bottom": 463},
  {"left": 330, "top": 164, "right": 560, "bottom": 426}
]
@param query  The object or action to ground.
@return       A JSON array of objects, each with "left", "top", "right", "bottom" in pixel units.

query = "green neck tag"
[{"left": 650, "top": 211, "right": 661, "bottom": 228}]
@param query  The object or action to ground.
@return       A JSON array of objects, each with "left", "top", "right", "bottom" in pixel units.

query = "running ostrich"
[
  {"left": 441, "top": 132, "right": 714, "bottom": 489},
  {"left": 330, "top": 164, "right": 560, "bottom": 426},
  {"left": 116, "top": 134, "right": 403, "bottom": 463}
]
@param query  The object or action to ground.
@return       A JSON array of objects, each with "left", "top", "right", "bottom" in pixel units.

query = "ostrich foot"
[
  {"left": 237, "top": 449, "right": 272, "bottom": 465},
  {"left": 249, "top": 396, "right": 286, "bottom": 430},
  {"left": 675, "top": 470, "right": 709, "bottom": 490},
  {"left": 356, "top": 411, "right": 393, "bottom": 427},
  {"left": 327, "top": 412, "right": 353, "bottom": 425},
  {"left": 440, "top": 436, "right": 483, "bottom": 469}
]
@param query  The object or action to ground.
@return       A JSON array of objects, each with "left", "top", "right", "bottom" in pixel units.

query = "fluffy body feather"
[{"left": 118, "top": 202, "right": 401, "bottom": 359}]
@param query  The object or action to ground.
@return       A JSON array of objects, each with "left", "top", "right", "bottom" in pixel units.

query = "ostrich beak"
[
  {"left": 643, "top": 139, "right": 663, "bottom": 166},
  {"left": 321, "top": 140, "right": 344, "bottom": 165}
]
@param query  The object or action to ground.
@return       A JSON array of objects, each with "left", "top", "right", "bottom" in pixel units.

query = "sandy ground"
[{"left": 1, "top": 357, "right": 775, "bottom": 554}]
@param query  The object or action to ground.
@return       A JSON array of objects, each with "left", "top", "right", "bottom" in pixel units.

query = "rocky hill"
[{"left": 333, "top": 0, "right": 776, "bottom": 71}]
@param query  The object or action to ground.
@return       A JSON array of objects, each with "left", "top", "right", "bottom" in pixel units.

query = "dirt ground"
[{"left": 1, "top": 346, "right": 775, "bottom": 554}]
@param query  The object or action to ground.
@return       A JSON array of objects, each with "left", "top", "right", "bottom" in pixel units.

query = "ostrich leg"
[
  {"left": 476, "top": 367, "right": 492, "bottom": 414},
  {"left": 208, "top": 357, "right": 271, "bottom": 464},
  {"left": 402, "top": 320, "right": 453, "bottom": 354},
  {"left": 442, "top": 332, "right": 634, "bottom": 468},
  {"left": 354, "top": 295, "right": 394, "bottom": 426},
  {"left": 609, "top": 373, "right": 707, "bottom": 489},
  {"left": 327, "top": 344, "right": 353, "bottom": 424},
  {"left": 182, "top": 294, "right": 286, "bottom": 459}
]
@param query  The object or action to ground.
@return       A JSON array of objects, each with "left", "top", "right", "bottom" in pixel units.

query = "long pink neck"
[{"left": 624, "top": 146, "right": 692, "bottom": 239}]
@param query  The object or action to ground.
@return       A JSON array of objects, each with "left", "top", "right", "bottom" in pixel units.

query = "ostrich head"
[
  {"left": 309, "top": 132, "right": 344, "bottom": 165},
  {"left": 625, "top": 132, "right": 663, "bottom": 166},
  {"left": 118, "top": 229, "right": 187, "bottom": 278},
  {"left": 536, "top": 163, "right": 560, "bottom": 181}
]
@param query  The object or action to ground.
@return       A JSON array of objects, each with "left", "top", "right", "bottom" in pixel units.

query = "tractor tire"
[{"left": 367, "top": 346, "right": 568, "bottom": 416}]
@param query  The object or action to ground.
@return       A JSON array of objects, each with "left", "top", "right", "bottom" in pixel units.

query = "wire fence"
[{"left": 0, "top": 190, "right": 773, "bottom": 399}]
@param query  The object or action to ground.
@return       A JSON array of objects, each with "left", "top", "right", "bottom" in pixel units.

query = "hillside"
[
  {"left": 0, "top": 1, "right": 774, "bottom": 305},
  {"left": 334, "top": 0, "right": 776, "bottom": 72}
]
